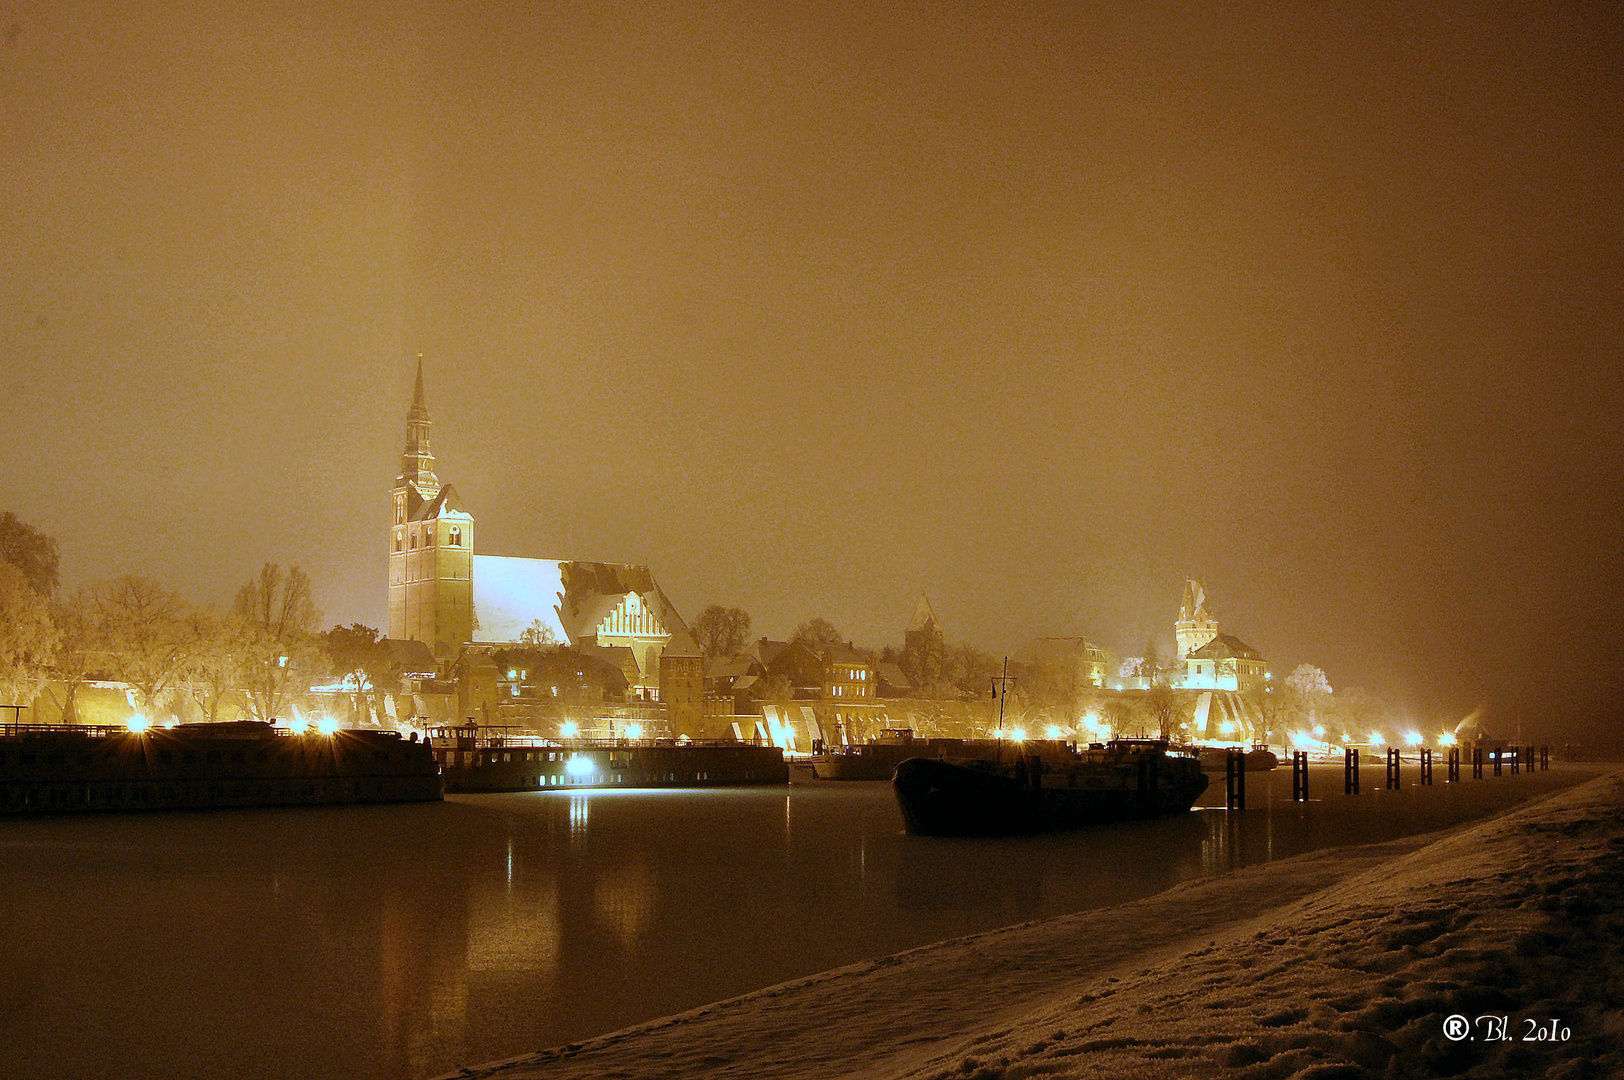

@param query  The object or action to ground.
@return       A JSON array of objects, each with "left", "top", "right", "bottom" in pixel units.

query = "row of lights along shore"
[
  {"left": 123, "top": 714, "right": 342, "bottom": 737},
  {"left": 988, "top": 721, "right": 1464, "bottom": 751}
]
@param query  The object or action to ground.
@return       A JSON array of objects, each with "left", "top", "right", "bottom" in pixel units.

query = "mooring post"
[
  {"left": 1344, "top": 747, "right": 1359, "bottom": 794},
  {"left": 1540, "top": 745, "right": 1549, "bottom": 771},
  {"left": 1492, "top": 747, "right": 1503, "bottom": 776},
  {"left": 1473, "top": 746, "right": 1483, "bottom": 779},
  {"left": 1291, "top": 750, "right": 1308, "bottom": 801},
  {"left": 1511, "top": 746, "right": 1521, "bottom": 775},
  {"left": 1420, "top": 747, "right": 1433, "bottom": 785},
  {"left": 1226, "top": 748, "right": 1246, "bottom": 810},
  {"left": 1447, "top": 747, "right": 1460, "bottom": 783},
  {"left": 1385, "top": 747, "right": 1400, "bottom": 789}
]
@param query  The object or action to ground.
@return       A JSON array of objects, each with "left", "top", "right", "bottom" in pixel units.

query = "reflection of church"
[{"left": 387, "top": 364, "right": 687, "bottom": 700}]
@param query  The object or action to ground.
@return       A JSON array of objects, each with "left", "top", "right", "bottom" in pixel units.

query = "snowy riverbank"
[{"left": 441, "top": 771, "right": 1624, "bottom": 1080}]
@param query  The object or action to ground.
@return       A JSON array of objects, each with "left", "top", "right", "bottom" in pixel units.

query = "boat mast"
[{"left": 992, "top": 656, "right": 1016, "bottom": 759}]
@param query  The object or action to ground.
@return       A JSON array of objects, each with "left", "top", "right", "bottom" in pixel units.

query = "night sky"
[{"left": 4, "top": 2, "right": 1621, "bottom": 742}]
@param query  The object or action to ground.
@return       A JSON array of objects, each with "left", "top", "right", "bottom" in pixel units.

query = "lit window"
[
  {"left": 450, "top": 526, "right": 462, "bottom": 546},
  {"left": 409, "top": 533, "right": 417, "bottom": 549},
  {"left": 394, "top": 535, "right": 402, "bottom": 552}
]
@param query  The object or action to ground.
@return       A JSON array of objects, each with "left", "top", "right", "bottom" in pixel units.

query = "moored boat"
[
  {"left": 427, "top": 724, "right": 788, "bottom": 791},
  {"left": 892, "top": 739, "right": 1208, "bottom": 836},
  {"left": 0, "top": 721, "right": 442, "bottom": 816},
  {"left": 811, "top": 728, "right": 928, "bottom": 780},
  {"left": 811, "top": 733, "right": 1021, "bottom": 780},
  {"left": 1194, "top": 743, "right": 1279, "bottom": 773}
]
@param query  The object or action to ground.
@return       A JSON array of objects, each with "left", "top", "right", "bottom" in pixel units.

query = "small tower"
[
  {"left": 902, "top": 594, "right": 946, "bottom": 688},
  {"left": 388, "top": 361, "right": 475, "bottom": 656},
  {"left": 1175, "top": 579, "right": 1219, "bottom": 660},
  {"left": 659, "top": 630, "right": 706, "bottom": 740}
]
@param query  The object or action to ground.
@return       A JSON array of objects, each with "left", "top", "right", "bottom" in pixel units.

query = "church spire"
[
  {"left": 397, "top": 356, "right": 440, "bottom": 498},
  {"left": 410, "top": 356, "right": 429, "bottom": 421}
]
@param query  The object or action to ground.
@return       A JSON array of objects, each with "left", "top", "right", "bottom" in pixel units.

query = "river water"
[{"left": 0, "top": 764, "right": 1589, "bottom": 1080}]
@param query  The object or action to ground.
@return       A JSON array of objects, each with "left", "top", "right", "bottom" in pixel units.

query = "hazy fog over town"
[{"left": 5, "top": 2, "right": 1623, "bottom": 746}]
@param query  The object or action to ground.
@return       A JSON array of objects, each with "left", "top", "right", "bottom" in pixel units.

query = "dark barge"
[
  {"left": 429, "top": 725, "right": 788, "bottom": 792},
  {"left": 0, "top": 721, "right": 442, "bottom": 816},
  {"left": 893, "top": 738, "right": 1208, "bottom": 836},
  {"left": 811, "top": 733, "right": 1033, "bottom": 780}
]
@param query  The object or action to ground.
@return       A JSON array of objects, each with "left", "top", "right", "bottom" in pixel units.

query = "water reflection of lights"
[
  {"left": 593, "top": 862, "right": 656, "bottom": 947},
  {"left": 569, "top": 795, "right": 590, "bottom": 835}
]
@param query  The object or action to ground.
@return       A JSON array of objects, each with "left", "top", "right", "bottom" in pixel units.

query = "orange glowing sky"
[{"left": 3, "top": 1, "right": 1621, "bottom": 740}]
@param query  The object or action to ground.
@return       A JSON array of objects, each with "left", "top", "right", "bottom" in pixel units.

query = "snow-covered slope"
[{"left": 442, "top": 772, "right": 1624, "bottom": 1080}]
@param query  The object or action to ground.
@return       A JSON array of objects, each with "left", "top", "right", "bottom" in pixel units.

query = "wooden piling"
[
  {"left": 1344, "top": 747, "right": 1359, "bottom": 794},
  {"left": 1420, "top": 747, "right": 1433, "bottom": 785},
  {"left": 1225, "top": 749, "right": 1246, "bottom": 810},
  {"left": 1385, "top": 747, "right": 1400, "bottom": 790},
  {"left": 1472, "top": 746, "right": 1483, "bottom": 779},
  {"left": 1291, "top": 750, "right": 1308, "bottom": 801},
  {"left": 1447, "top": 747, "right": 1460, "bottom": 783}
]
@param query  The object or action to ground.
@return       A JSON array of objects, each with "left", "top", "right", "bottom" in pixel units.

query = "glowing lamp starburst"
[{"left": 559, "top": 721, "right": 580, "bottom": 738}]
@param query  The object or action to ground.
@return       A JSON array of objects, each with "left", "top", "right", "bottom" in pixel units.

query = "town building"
[
  {"left": 1169, "top": 581, "right": 1268, "bottom": 693},
  {"left": 386, "top": 364, "right": 688, "bottom": 703},
  {"left": 1182, "top": 634, "right": 1269, "bottom": 693},
  {"left": 1021, "top": 636, "right": 1109, "bottom": 690}
]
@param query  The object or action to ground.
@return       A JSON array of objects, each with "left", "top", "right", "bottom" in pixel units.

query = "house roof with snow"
[
  {"left": 469, "top": 556, "right": 686, "bottom": 647},
  {"left": 383, "top": 638, "right": 438, "bottom": 677},
  {"left": 875, "top": 662, "right": 912, "bottom": 693},
  {"left": 1185, "top": 633, "right": 1262, "bottom": 662},
  {"left": 821, "top": 642, "right": 870, "bottom": 667}
]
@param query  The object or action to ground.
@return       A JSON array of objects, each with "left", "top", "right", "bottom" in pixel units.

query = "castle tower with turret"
[
  {"left": 388, "top": 361, "right": 475, "bottom": 656},
  {"left": 1175, "top": 579, "right": 1219, "bottom": 660}
]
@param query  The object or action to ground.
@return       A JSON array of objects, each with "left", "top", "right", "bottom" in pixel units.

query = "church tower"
[
  {"left": 388, "top": 361, "right": 475, "bottom": 656},
  {"left": 1175, "top": 579, "right": 1219, "bottom": 660}
]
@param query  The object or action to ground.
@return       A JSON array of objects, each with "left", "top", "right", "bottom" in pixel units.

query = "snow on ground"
[{"left": 440, "top": 772, "right": 1624, "bottom": 1080}]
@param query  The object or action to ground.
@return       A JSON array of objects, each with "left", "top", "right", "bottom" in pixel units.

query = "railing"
[
  {"left": 0, "top": 722, "right": 376, "bottom": 741},
  {"left": 424, "top": 725, "right": 761, "bottom": 751},
  {"left": 3, "top": 723, "right": 141, "bottom": 738}
]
